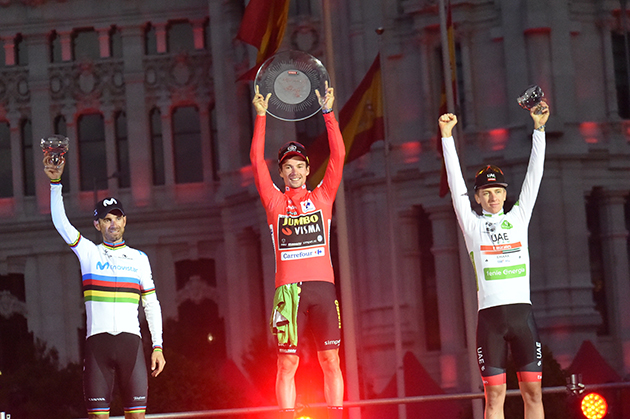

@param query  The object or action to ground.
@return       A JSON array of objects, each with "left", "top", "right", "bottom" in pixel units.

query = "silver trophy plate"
[
  {"left": 41, "top": 135, "right": 69, "bottom": 166},
  {"left": 517, "top": 85, "right": 545, "bottom": 115},
  {"left": 254, "top": 50, "right": 330, "bottom": 121}
]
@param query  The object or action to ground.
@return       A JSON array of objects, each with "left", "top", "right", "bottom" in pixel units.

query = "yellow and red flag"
[
  {"left": 236, "top": 0, "right": 290, "bottom": 81},
  {"left": 437, "top": 0, "right": 457, "bottom": 197},
  {"left": 308, "top": 54, "right": 384, "bottom": 188}
]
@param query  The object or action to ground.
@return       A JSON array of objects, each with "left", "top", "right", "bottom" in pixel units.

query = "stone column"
[
  {"left": 101, "top": 106, "right": 118, "bottom": 194},
  {"left": 1, "top": 36, "right": 15, "bottom": 66},
  {"left": 154, "top": 22, "right": 167, "bottom": 54},
  {"left": 428, "top": 205, "right": 467, "bottom": 390},
  {"left": 599, "top": 190, "right": 630, "bottom": 374},
  {"left": 24, "top": 31, "right": 54, "bottom": 213},
  {"left": 96, "top": 27, "right": 111, "bottom": 58},
  {"left": 58, "top": 31, "right": 72, "bottom": 62},
  {"left": 61, "top": 106, "right": 79, "bottom": 196},
  {"left": 7, "top": 111, "right": 22, "bottom": 212},
  {"left": 120, "top": 24, "right": 152, "bottom": 206},
  {"left": 198, "top": 100, "right": 215, "bottom": 182},
  {"left": 159, "top": 103, "right": 175, "bottom": 186},
  {"left": 191, "top": 19, "right": 206, "bottom": 50},
  {"left": 208, "top": 0, "right": 253, "bottom": 176}
]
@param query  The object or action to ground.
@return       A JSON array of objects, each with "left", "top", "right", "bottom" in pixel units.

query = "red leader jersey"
[{"left": 250, "top": 113, "right": 346, "bottom": 288}]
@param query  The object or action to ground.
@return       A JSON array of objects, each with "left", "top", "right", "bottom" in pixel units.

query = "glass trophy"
[
  {"left": 254, "top": 50, "right": 330, "bottom": 121},
  {"left": 517, "top": 85, "right": 545, "bottom": 115},
  {"left": 41, "top": 135, "right": 69, "bottom": 166}
]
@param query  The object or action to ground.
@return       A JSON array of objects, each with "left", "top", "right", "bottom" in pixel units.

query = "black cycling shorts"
[
  {"left": 476, "top": 303, "right": 542, "bottom": 384},
  {"left": 83, "top": 332, "right": 148, "bottom": 415},
  {"left": 280, "top": 281, "right": 341, "bottom": 356}
]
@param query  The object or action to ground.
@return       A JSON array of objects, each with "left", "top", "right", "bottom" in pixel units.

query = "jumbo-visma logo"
[{"left": 96, "top": 261, "right": 138, "bottom": 272}]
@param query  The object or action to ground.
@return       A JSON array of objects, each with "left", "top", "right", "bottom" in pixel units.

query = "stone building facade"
[{"left": 0, "top": 0, "right": 629, "bottom": 405}]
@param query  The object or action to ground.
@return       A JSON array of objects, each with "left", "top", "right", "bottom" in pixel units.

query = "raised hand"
[
  {"left": 252, "top": 84, "right": 272, "bottom": 116},
  {"left": 531, "top": 100, "right": 549, "bottom": 129},
  {"left": 315, "top": 80, "right": 334, "bottom": 113},
  {"left": 438, "top": 113, "right": 458, "bottom": 138},
  {"left": 43, "top": 155, "right": 65, "bottom": 180}
]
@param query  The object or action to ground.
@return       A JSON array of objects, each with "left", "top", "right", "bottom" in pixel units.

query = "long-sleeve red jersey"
[{"left": 250, "top": 113, "right": 345, "bottom": 288}]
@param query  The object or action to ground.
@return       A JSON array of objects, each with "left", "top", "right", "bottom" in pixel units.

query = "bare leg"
[
  {"left": 484, "top": 384, "right": 506, "bottom": 419},
  {"left": 125, "top": 412, "right": 145, "bottom": 419},
  {"left": 519, "top": 381, "right": 544, "bottom": 419},
  {"left": 276, "top": 354, "right": 300, "bottom": 408},
  {"left": 317, "top": 348, "right": 343, "bottom": 406}
]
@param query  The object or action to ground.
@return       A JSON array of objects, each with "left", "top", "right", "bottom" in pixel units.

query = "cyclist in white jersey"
[
  {"left": 44, "top": 157, "right": 165, "bottom": 419},
  {"left": 439, "top": 101, "right": 549, "bottom": 419}
]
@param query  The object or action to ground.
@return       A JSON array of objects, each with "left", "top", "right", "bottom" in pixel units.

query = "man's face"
[
  {"left": 279, "top": 157, "right": 310, "bottom": 189},
  {"left": 474, "top": 186, "right": 507, "bottom": 214},
  {"left": 94, "top": 211, "right": 126, "bottom": 243}
]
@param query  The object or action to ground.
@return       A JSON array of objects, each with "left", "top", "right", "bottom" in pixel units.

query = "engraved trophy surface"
[
  {"left": 254, "top": 50, "right": 330, "bottom": 121},
  {"left": 41, "top": 135, "right": 70, "bottom": 166},
  {"left": 517, "top": 85, "right": 545, "bottom": 115}
]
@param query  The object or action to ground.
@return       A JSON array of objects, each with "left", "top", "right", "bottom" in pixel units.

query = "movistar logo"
[
  {"left": 501, "top": 220, "right": 513, "bottom": 229},
  {"left": 103, "top": 198, "right": 118, "bottom": 206},
  {"left": 96, "top": 261, "right": 138, "bottom": 272}
]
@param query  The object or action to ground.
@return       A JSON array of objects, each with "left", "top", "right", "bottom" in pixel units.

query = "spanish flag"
[
  {"left": 236, "top": 0, "right": 290, "bottom": 81},
  {"left": 307, "top": 55, "right": 384, "bottom": 188},
  {"left": 437, "top": 0, "right": 457, "bottom": 197}
]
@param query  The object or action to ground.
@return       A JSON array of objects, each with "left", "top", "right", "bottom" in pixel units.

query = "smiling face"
[
  {"left": 475, "top": 186, "right": 507, "bottom": 214},
  {"left": 94, "top": 211, "right": 127, "bottom": 243},
  {"left": 279, "top": 157, "right": 310, "bottom": 189}
]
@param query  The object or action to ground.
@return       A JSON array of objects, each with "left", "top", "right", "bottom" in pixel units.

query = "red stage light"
[{"left": 580, "top": 392, "right": 608, "bottom": 419}]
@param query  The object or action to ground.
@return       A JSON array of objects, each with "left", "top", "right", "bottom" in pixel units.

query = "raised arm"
[
  {"left": 44, "top": 157, "right": 83, "bottom": 246},
  {"left": 512, "top": 101, "right": 549, "bottom": 220},
  {"left": 314, "top": 84, "right": 346, "bottom": 200},
  {"left": 439, "top": 113, "right": 478, "bottom": 233},
  {"left": 250, "top": 85, "right": 280, "bottom": 207}
]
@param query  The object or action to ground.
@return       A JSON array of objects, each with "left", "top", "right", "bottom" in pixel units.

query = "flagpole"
[
  {"left": 438, "top": 2, "right": 483, "bottom": 419},
  {"left": 321, "top": 1, "right": 362, "bottom": 418},
  {"left": 376, "top": 28, "right": 407, "bottom": 419}
]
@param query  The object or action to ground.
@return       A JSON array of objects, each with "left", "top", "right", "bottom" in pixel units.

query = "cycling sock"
[
  {"left": 279, "top": 408, "right": 295, "bottom": 419},
  {"left": 328, "top": 405, "right": 343, "bottom": 419}
]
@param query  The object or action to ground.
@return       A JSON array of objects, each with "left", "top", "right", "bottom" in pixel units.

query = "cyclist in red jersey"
[{"left": 251, "top": 83, "right": 345, "bottom": 419}]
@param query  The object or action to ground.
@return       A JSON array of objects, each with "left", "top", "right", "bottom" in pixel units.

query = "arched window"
[
  {"left": 150, "top": 108, "right": 165, "bottom": 185},
  {"left": 174, "top": 259, "right": 225, "bottom": 359},
  {"left": 15, "top": 34, "right": 27, "bottom": 66},
  {"left": 0, "top": 38, "right": 5, "bottom": 67},
  {"left": 73, "top": 28, "right": 99, "bottom": 61},
  {"left": 21, "top": 119, "right": 34, "bottom": 196},
  {"left": 110, "top": 26, "right": 123, "bottom": 59},
  {"left": 167, "top": 21, "right": 195, "bottom": 53},
  {"left": 50, "top": 31, "right": 63, "bottom": 63},
  {"left": 115, "top": 112, "right": 130, "bottom": 188},
  {"left": 612, "top": 32, "right": 630, "bottom": 119},
  {"left": 78, "top": 113, "right": 106, "bottom": 191},
  {"left": 145, "top": 24, "right": 158, "bottom": 55},
  {"left": 172, "top": 106, "right": 203, "bottom": 184},
  {"left": 54, "top": 115, "right": 67, "bottom": 137},
  {"left": 0, "top": 122, "right": 12, "bottom": 197}
]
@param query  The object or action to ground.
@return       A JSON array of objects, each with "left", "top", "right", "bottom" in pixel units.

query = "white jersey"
[
  {"left": 50, "top": 183, "right": 163, "bottom": 348},
  {"left": 442, "top": 130, "right": 545, "bottom": 310}
]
